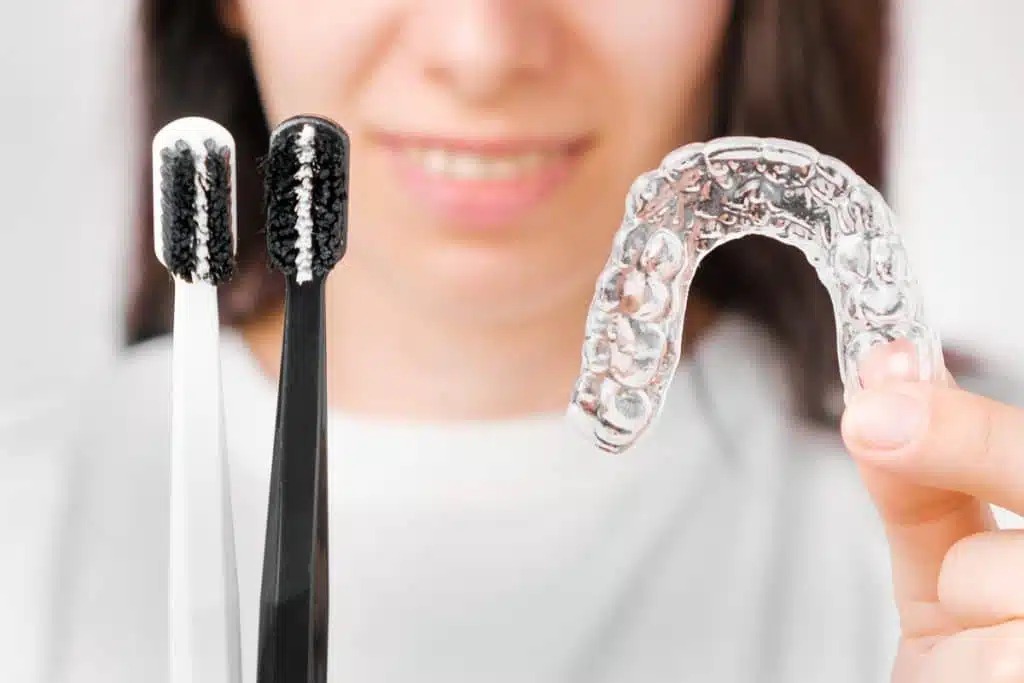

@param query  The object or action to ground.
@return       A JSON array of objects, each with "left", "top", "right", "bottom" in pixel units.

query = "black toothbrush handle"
[
  {"left": 256, "top": 278, "right": 330, "bottom": 683},
  {"left": 312, "top": 386, "right": 330, "bottom": 682}
]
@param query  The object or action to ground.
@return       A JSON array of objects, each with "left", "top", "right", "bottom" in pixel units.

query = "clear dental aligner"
[{"left": 567, "top": 137, "right": 944, "bottom": 454}]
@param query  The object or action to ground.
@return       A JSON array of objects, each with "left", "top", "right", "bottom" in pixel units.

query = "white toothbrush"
[{"left": 153, "top": 115, "right": 242, "bottom": 683}]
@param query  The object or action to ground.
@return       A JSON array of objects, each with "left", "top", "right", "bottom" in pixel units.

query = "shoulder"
[
  {"left": 30, "top": 336, "right": 179, "bottom": 491},
  {"left": 6, "top": 337, "right": 182, "bottom": 680},
  {"left": 78, "top": 336, "right": 175, "bottom": 454},
  {"left": 0, "top": 334, "right": 176, "bottom": 498},
  {"left": 68, "top": 334, "right": 176, "bottom": 513},
  {"left": 0, "top": 337, "right": 179, "bottom": 681}
]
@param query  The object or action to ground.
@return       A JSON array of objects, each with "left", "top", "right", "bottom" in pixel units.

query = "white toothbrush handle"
[{"left": 169, "top": 282, "right": 242, "bottom": 683}]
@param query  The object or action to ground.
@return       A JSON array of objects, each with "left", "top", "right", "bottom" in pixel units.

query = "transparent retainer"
[{"left": 566, "top": 137, "right": 944, "bottom": 454}]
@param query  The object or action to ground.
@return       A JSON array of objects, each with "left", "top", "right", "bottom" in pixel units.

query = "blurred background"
[
  {"left": 0, "top": 0, "right": 135, "bottom": 423},
  {"left": 1, "top": 1, "right": 1022, "bottom": 680}
]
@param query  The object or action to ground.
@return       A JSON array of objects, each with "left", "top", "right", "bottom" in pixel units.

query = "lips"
[
  {"left": 402, "top": 147, "right": 558, "bottom": 180},
  {"left": 376, "top": 132, "right": 593, "bottom": 229}
]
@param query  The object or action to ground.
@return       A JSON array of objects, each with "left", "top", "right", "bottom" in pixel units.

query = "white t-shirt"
[{"left": 3, "top": 316, "right": 904, "bottom": 683}]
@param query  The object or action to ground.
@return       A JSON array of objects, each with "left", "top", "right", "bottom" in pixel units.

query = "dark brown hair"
[{"left": 129, "top": 0, "right": 889, "bottom": 424}]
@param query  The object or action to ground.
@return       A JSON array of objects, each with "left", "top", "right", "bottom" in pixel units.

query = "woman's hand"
[{"left": 842, "top": 342, "right": 1024, "bottom": 682}]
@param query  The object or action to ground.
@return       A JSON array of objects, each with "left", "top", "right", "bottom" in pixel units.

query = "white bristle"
[
  {"left": 193, "top": 148, "right": 211, "bottom": 280},
  {"left": 294, "top": 124, "right": 316, "bottom": 284}
]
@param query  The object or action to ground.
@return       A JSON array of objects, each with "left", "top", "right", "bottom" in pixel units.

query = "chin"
[{"left": 415, "top": 245, "right": 596, "bottom": 325}]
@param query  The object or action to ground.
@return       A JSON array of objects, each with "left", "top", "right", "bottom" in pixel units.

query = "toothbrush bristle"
[
  {"left": 265, "top": 115, "right": 349, "bottom": 283},
  {"left": 152, "top": 117, "right": 237, "bottom": 285},
  {"left": 160, "top": 140, "right": 199, "bottom": 280},
  {"left": 203, "top": 139, "right": 235, "bottom": 284}
]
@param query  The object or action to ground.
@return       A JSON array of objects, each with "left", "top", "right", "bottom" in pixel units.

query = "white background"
[
  {"left": 890, "top": 1, "right": 1024, "bottom": 366},
  {"left": 0, "top": 0, "right": 135, "bottom": 422}
]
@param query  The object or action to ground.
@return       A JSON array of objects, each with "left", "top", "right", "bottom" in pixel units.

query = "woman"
[{"left": 40, "top": 0, "right": 1024, "bottom": 681}]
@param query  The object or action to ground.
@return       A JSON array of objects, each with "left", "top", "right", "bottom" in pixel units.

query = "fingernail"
[
  {"left": 845, "top": 390, "right": 926, "bottom": 450},
  {"left": 884, "top": 350, "right": 915, "bottom": 380}
]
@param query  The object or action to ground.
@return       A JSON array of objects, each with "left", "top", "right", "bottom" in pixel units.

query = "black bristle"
[
  {"left": 203, "top": 138, "right": 236, "bottom": 285},
  {"left": 264, "top": 127, "right": 302, "bottom": 275},
  {"left": 264, "top": 115, "right": 350, "bottom": 279},
  {"left": 160, "top": 140, "right": 198, "bottom": 281},
  {"left": 310, "top": 124, "right": 348, "bottom": 273}
]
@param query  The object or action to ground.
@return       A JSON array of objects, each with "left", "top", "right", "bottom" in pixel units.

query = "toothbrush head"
[
  {"left": 152, "top": 116, "right": 237, "bottom": 285},
  {"left": 264, "top": 115, "right": 350, "bottom": 284}
]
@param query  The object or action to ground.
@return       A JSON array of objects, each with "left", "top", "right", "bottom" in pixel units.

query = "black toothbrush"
[{"left": 256, "top": 114, "right": 349, "bottom": 683}]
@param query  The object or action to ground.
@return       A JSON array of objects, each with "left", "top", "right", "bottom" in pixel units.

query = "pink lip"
[{"left": 377, "top": 133, "right": 591, "bottom": 230}]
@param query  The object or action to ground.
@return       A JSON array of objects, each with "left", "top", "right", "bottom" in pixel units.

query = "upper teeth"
[{"left": 408, "top": 148, "right": 553, "bottom": 179}]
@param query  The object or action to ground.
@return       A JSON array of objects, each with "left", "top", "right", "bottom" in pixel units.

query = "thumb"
[{"left": 841, "top": 341, "right": 996, "bottom": 638}]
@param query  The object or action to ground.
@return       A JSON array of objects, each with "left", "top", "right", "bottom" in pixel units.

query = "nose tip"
[{"left": 409, "top": 0, "right": 554, "bottom": 102}]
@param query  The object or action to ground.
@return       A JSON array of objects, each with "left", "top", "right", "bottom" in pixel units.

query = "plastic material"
[
  {"left": 153, "top": 116, "right": 243, "bottom": 683},
  {"left": 567, "top": 137, "right": 943, "bottom": 454}
]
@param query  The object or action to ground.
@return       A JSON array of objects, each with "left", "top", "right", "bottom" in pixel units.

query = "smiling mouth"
[
  {"left": 377, "top": 132, "right": 593, "bottom": 176},
  {"left": 375, "top": 132, "right": 594, "bottom": 228}
]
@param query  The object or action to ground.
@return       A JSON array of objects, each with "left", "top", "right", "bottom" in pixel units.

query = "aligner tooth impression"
[{"left": 567, "top": 137, "right": 944, "bottom": 454}]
